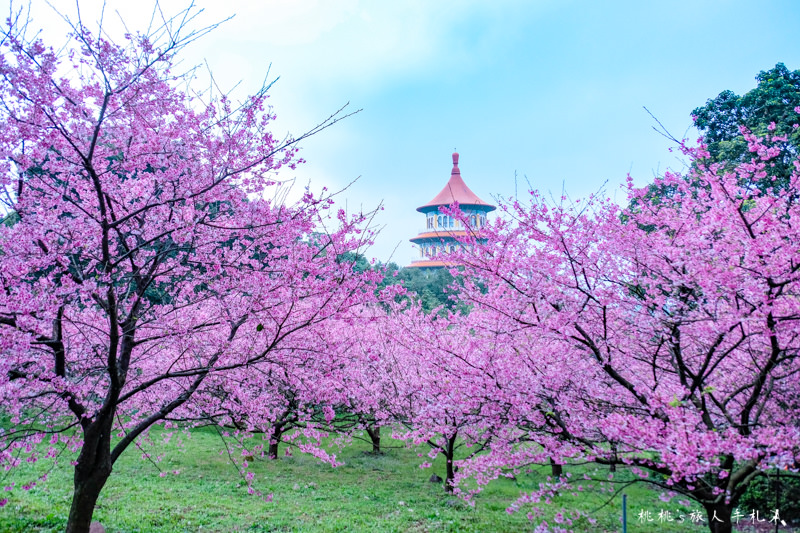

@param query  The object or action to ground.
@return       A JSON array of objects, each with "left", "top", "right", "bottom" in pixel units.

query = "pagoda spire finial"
[{"left": 452, "top": 151, "right": 459, "bottom": 174}]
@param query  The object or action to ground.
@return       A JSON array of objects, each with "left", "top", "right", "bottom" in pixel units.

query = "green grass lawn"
[{"left": 0, "top": 427, "right": 710, "bottom": 532}]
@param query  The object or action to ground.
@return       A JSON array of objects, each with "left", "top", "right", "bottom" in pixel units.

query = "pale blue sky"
[{"left": 9, "top": 0, "right": 800, "bottom": 264}]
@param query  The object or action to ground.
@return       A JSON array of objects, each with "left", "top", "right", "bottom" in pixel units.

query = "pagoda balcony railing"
[{"left": 415, "top": 227, "right": 487, "bottom": 236}]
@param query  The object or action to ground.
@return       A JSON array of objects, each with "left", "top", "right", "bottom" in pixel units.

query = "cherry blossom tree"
[
  {"left": 190, "top": 336, "right": 348, "bottom": 461},
  {"left": 449, "top": 124, "right": 800, "bottom": 533},
  {"left": 348, "top": 300, "right": 513, "bottom": 492},
  {"left": 0, "top": 6, "right": 375, "bottom": 532},
  {"left": 317, "top": 307, "right": 398, "bottom": 455}
]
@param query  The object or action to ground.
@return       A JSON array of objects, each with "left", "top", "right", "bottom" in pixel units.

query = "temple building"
[{"left": 408, "top": 152, "right": 495, "bottom": 268}]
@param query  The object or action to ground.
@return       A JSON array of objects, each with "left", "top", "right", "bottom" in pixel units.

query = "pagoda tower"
[{"left": 408, "top": 152, "right": 495, "bottom": 268}]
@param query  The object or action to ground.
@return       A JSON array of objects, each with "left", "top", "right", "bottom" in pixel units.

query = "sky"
[{"left": 5, "top": 0, "right": 800, "bottom": 265}]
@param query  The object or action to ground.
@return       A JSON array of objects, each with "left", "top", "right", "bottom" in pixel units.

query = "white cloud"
[
  {"left": 3, "top": 0, "right": 552, "bottom": 263},
  {"left": 194, "top": 0, "right": 539, "bottom": 88}
]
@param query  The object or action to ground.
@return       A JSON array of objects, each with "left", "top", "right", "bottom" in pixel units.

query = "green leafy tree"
[
  {"left": 692, "top": 63, "right": 800, "bottom": 187},
  {"left": 394, "top": 266, "right": 464, "bottom": 314},
  {"left": 357, "top": 261, "right": 465, "bottom": 315}
]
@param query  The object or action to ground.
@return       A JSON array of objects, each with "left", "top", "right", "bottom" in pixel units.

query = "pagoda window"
[
  {"left": 469, "top": 214, "right": 476, "bottom": 226},
  {"left": 437, "top": 215, "right": 442, "bottom": 228}
]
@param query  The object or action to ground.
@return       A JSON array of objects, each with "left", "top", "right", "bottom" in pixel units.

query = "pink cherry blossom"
[{"left": 0, "top": 6, "right": 377, "bottom": 532}]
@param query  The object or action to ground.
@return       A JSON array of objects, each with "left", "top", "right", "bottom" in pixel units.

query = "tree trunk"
[
  {"left": 65, "top": 421, "right": 114, "bottom": 533},
  {"left": 443, "top": 433, "right": 457, "bottom": 493},
  {"left": 65, "top": 468, "right": 111, "bottom": 533},
  {"left": 704, "top": 501, "right": 733, "bottom": 533},
  {"left": 268, "top": 423, "right": 284, "bottom": 459},
  {"left": 550, "top": 457, "right": 563, "bottom": 477},
  {"left": 366, "top": 424, "right": 381, "bottom": 454},
  {"left": 609, "top": 443, "right": 617, "bottom": 472},
  {"left": 444, "top": 453, "right": 455, "bottom": 493}
]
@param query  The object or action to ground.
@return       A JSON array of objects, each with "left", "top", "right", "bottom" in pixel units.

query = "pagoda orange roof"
[
  {"left": 409, "top": 229, "right": 471, "bottom": 242},
  {"left": 417, "top": 152, "right": 496, "bottom": 212}
]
